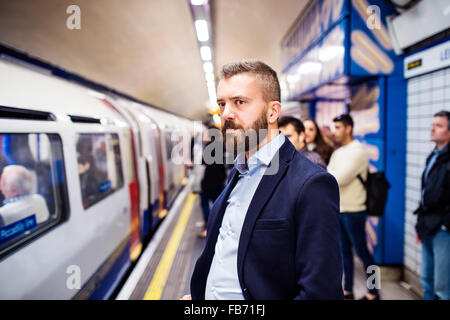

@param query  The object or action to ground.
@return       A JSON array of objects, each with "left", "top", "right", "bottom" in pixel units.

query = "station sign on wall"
[{"left": 404, "top": 39, "right": 450, "bottom": 79}]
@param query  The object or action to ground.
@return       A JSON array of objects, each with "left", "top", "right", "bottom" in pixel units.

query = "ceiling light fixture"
[
  {"left": 207, "top": 81, "right": 216, "bottom": 97},
  {"left": 318, "top": 45, "right": 345, "bottom": 62},
  {"left": 203, "top": 61, "right": 213, "bottom": 73},
  {"left": 191, "top": 0, "right": 208, "bottom": 6},
  {"left": 195, "top": 20, "right": 209, "bottom": 42},
  {"left": 205, "top": 71, "right": 215, "bottom": 82},
  {"left": 189, "top": 0, "right": 217, "bottom": 118},
  {"left": 200, "top": 46, "right": 212, "bottom": 61},
  {"left": 297, "top": 62, "right": 322, "bottom": 75},
  {"left": 213, "top": 114, "right": 221, "bottom": 126}
]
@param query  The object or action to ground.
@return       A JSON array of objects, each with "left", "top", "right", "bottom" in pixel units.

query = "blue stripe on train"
[
  {"left": 164, "top": 191, "right": 168, "bottom": 209},
  {"left": 151, "top": 200, "right": 159, "bottom": 230},
  {"left": 142, "top": 208, "right": 149, "bottom": 238},
  {"left": 142, "top": 200, "right": 160, "bottom": 237}
]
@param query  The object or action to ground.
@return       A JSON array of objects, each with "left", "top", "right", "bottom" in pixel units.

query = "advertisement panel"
[{"left": 349, "top": 0, "right": 402, "bottom": 76}]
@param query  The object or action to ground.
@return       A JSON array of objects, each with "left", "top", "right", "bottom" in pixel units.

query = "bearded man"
[{"left": 186, "top": 60, "right": 343, "bottom": 300}]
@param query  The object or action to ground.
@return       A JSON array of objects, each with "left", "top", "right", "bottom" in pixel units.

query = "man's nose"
[{"left": 221, "top": 103, "right": 235, "bottom": 120}]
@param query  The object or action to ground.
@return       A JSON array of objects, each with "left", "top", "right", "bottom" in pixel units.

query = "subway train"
[{"left": 0, "top": 57, "right": 197, "bottom": 299}]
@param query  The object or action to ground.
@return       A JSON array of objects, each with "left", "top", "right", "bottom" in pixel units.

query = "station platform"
[{"left": 116, "top": 182, "right": 420, "bottom": 301}]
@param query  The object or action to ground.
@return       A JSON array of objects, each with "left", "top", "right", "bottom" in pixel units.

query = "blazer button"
[{"left": 243, "top": 287, "right": 248, "bottom": 292}]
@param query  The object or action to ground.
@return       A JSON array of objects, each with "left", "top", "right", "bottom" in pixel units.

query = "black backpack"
[{"left": 357, "top": 171, "right": 391, "bottom": 217}]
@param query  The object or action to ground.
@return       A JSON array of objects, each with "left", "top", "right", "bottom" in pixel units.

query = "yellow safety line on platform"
[{"left": 143, "top": 193, "right": 197, "bottom": 300}]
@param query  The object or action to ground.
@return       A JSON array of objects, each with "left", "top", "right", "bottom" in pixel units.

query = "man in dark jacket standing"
[
  {"left": 184, "top": 60, "right": 342, "bottom": 300},
  {"left": 198, "top": 126, "right": 227, "bottom": 238},
  {"left": 415, "top": 110, "right": 450, "bottom": 300}
]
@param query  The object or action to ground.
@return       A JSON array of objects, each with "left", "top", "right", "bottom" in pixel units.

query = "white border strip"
[
  {"left": 116, "top": 177, "right": 193, "bottom": 300},
  {"left": 404, "top": 39, "right": 450, "bottom": 79}
]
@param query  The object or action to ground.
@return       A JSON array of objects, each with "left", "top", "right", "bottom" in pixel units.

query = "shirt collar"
[
  {"left": 437, "top": 143, "right": 448, "bottom": 153},
  {"left": 233, "top": 132, "right": 285, "bottom": 174}
]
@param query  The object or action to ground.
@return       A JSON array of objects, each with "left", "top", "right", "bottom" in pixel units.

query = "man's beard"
[{"left": 221, "top": 107, "right": 269, "bottom": 159}]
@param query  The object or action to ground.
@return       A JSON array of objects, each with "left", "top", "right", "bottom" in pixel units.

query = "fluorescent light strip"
[
  {"left": 200, "top": 46, "right": 212, "bottom": 61},
  {"left": 203, "top": 61, "right": 213, "bottom": 73},
  {"left": 205, "top": 72, "right": 215, "bottom": 82},
  {"left": 213, "top": 114, "right": 221, "bottom": 125},
  {"left": 208, "top": 89, "right": 217, "bottom": 103},
  {"left": 191, "top": 0, "right": 208, "bottom": 5},
  {"left": 195, "top": 20, "right": 209, "bottom": 42},
  {"left": 207, "top": 80, "right": 216, "bottom": 93}
]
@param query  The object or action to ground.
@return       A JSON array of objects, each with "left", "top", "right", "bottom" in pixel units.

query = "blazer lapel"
[
  {"left": 237, "top": 139, "right": 295, "bottom": 287},
  {"left": 203, "top": 168, "right": 240, "bottom": 256}
]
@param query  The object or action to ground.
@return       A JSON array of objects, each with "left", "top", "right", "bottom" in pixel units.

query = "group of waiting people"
[
  {"left": 279, "top": 114, "right": 380, "bottom": 300},
  {"left": 196, "top": 109, "right": 450, "bottom": 300},
  {"left": 279, "top": 111, "right": 450, "bottom": 300}
]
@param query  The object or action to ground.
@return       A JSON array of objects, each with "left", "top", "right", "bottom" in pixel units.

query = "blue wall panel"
[{"left": 384, "top": 75, "right": 407, "bottom": 264}]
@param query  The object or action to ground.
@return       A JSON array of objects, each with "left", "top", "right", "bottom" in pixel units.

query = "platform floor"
[{"left": 116, "top": 184, "right": 420, "bottom": 300}]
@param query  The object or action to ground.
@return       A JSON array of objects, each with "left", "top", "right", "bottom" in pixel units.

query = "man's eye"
[{"left": 236, "top": 100, "right": 245, "bottom": 105}]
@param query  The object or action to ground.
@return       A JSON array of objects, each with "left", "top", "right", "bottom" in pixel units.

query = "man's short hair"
[
  {"left": 278, "top": 116, "right": 305, "bottom": 134},
  {"left": 434, "top": 110, "right": 450, "bottom": 130},
  {"left": 221, "top": 59, "right": 281, "bottom": 102},
  {"left": 1, "top": 165, "right": 32, "bottom": 196},
  {"left": 333, "top": 114, "right": 354, "bottom": 128}
]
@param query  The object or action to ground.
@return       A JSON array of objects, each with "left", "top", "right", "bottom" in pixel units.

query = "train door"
[
  {"left": 107, "top": 98, "right": 152, "bottom": 239},
  {"left": 100, "top": 98, "right": 142, "bottom": 262},
  {"left": 125, "top": 102, "right": 161, "bottom": 235},
  {"left": 120, "top": 128, "right": 141, "bottom": 261},
  {"left": 150, "top": 119, "right": 167, "bottom": 220},
  {"left": 163, "top": 127, "right": 174, "bottom": 206}
]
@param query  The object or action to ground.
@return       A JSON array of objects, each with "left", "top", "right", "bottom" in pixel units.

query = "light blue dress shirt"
[{"left": 205, "top": 132, "right": 285, "bottom": 300}]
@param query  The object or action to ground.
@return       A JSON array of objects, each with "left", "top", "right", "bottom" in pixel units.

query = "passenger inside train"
[
  {"left": 0, "top": 164, "right": 49, "bottom": 228},
  {"left": 76, "top": 134, "right": 123, "bottom": 209}
]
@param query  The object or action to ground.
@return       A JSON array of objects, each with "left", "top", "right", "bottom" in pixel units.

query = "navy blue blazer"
[{"left": 190, "top": 138, "right": 343, "bottom": 300}]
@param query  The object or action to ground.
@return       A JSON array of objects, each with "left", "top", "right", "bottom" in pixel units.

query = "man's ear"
[
  {"left": 9, "top": 186, "right": 19, "bottom": 198},
  {"left": 267, "top": 101, "right": 281, "bottom": 124},
  {"left": 346, "top": 125, "right": 353, "bottom": 137},
  {"left": 299, "top": 132, "right": 306, "bottom": 143}
]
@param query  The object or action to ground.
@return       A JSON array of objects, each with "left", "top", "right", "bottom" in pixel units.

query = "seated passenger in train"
[
  {"left": 77, "top": 154, "right": 102, "bottom": 208},
  {"left": 77, "top": 135, "right": 112, "bottom": 208},
  {"left": 0, "top": 165, "right": 49, "bottom": 228}
]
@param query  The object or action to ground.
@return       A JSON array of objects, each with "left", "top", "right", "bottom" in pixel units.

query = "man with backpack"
[
  {"left": 328, "top": 114, "right": 380, "bottom": 300},
  {"left": 414, "top": 110, "right": 450, "bottom": 300}
]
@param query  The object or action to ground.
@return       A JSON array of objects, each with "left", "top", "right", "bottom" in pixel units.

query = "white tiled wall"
[{"left": 404, "top": 67, "right": 450, "bottom": 276}]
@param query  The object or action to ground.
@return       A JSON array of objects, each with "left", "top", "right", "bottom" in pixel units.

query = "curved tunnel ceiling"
[{"left": 0, "top": 0, "right": 307, "bottom": 120}]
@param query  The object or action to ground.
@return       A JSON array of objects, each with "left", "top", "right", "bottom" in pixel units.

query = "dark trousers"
[
  {"left": 200, "top": 185, "right": 223, "bottom": 224},
  {"left": 339, "top": 211, "right": 379, "bottom": 295}
]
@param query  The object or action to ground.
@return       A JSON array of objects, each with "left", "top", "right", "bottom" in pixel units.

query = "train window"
[
  {"left": 164, "top": 131, "right": 174, "bottom": 160},
  {"left": 76, "top": 133, "right": 124, "bottom": 209},
  {"left": 0, "top": 133, "right": 69, "bottom": 257},
  {"left": 122, "top": 130, "right": 135, "bottom": 182}
]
